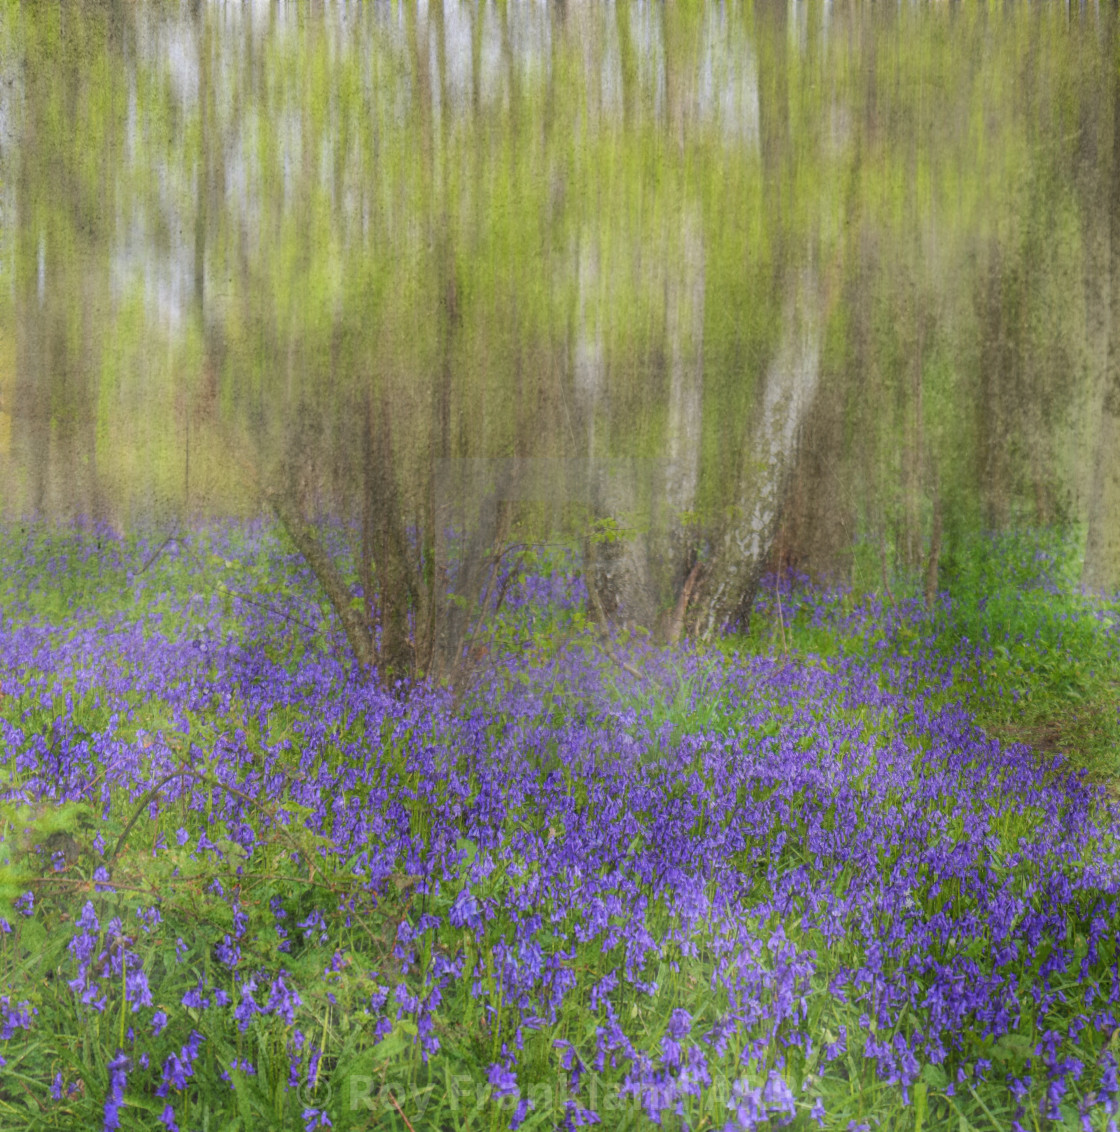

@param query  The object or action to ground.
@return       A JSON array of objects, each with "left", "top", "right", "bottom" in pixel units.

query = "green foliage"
[
  {"left": 937, "top": 530, "right": 1120, "bottom": 779},
  {"left": 749, "top": 527, "right": 1120, "bottom": 782},
  {"left": 3, "top": 0, "right": 1111, "bottom": 579}
]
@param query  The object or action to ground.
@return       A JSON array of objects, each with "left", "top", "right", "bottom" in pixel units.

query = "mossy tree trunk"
[{"left": 1083, "top": 28, "right": 1120, "bottom": 596}]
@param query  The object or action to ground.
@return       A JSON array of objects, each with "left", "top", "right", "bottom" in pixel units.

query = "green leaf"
[
  {"left": 0, "top": 862, "right": 31, "bottom": 922},
  {"left": 126, "top": 1091, "right": 172, "bottom": 1115},
  {"left": 371, "top": 1018, "right": 417, "bottom": 1060},
  {"left": 229, "top": 1062, "right": 264, "bottom": 1122},
  {"left": 913, "top": 1081, "right": 928, "bottom": 1132},
  {"left": 990, "top": 1032, "right": 1032, "bottom": 1064}
]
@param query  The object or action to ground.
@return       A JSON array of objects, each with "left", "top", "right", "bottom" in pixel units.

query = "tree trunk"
[
  {"left": 574, "top": 222, "right": 634, "bottom": 624},
  {"left": 366, "top": 394, "right": 415, "bottom": 683},
  {"left": 1082, "top": 34, "right": 1120, "bottom": 595},
  {"left": 653, "top": 205, "right": 705, "bottom": 639},
  {"left": 267, "top": 482, "right": 373, "bottom": 672},
  {"left": 690, "top": 269, "right": 823, "bottom": 640}
]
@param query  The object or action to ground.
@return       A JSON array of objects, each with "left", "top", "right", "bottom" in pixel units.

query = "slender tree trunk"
[
  {"left": 15, "top": 226, "right": 50, "bottom": 516},
  {"left": 616, "top": 0, "right": 637, "bottom": 130},
  {"left": 905, "top": 281, "right": 925, "bottom": 573},
  {"left": 652, "top": 206, "right": 705, "bottom": 639},
  {"left": 976, "top": 244, "right": 1012, "bottom": 531},
  {"left": 574, "top": 223, "right": 621, "bottom": 622},
  {"left": 368, "top": 394, "right": 415, "bottom": 683},
  {"left": 1075, "top": 52, "right": 1112, "bottom": 531},
  {"left": 1082, "top": 55, "right": 1120, "bottom": 594},
  {"left": 690, "top": 269, "right": 823, "bottom": 640},
  {"left": 925, "top": 465, "right": 942, "bottom": 609}
]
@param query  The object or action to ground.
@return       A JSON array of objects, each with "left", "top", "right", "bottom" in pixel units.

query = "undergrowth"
[{"left": 0, "top": 523, "right": 1117, "bottom": 1131}]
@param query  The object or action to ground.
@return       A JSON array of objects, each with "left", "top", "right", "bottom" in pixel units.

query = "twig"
[
  {"left": 452, "top": 542, "right": 522, "bottom": 694},
  {"left": 109, "top": 736, "right": 282, "bottom": 867},
  {"left": 26, "top": 875, "right": 160, "bottom": 896},
  {"left": 267, "top": 486, "right": 374, "bottom": 673},
  {"left": 185, "top": 763, "right": 271, "bottom": 812},
  {"left": 108, "top": 769, "right": 197, "bottom": 866},
  {"left": 452, "top": 543, "right": 538, "bottom": 706},
  {"left": 217, "top": 584, "right": 318, "bottom": 634},
  {"left": 388, "top": 1091, "right": 416, "bottom": 1132},
  {"left": 599, "top": 629, "right": 646, "bottom": 685},
  {"left": 131, "top": 525, "right": 181, "bottom": 578}
]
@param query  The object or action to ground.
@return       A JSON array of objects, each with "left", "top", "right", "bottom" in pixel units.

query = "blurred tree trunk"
[
  {"left": 13, "top": 222, "right": 50, "bottom": 516},
  {"left": 580, "top": 0, "right": 825, "bottom": 646},
  {"left": 582, "top": 198, "right": 706, "bottom": 638},
  {"left": 1079, "top": 157, "right": 1111, "bottom": 533},
  {"left": 579, "top": 0, "right": 824, "bottom": 647},
  {"left": 190, "top": 0, "right": 224, "bottom": 518},
  {"left": 575, "top": 221, "right": 625, "bottom": 623},
  {"left": 1082, "top": 35, "right": 1120, "bottom": 594},
  {"left": 12, "top": 5, "right": 114, "bottom": 527},
  {"left": 418, "top": 0, "right": 457, "bottom": 684},
  {"left": 262, "top": 0, "right": 518, "bottom": 690},
  {"left": 976, "top": 244, "right": 1014, "bottom": 532},
  {"left": 659, "top": 208, "right": 705, "bottom": 643},
  {"left": 683, "top": 0, "right": 813, "bottom": 641},
  {"left": 363, "top": 394, "right": 415, "bottom": 682},
  {"left": 688, "top": 270, "right": 823, "bottom": 640}
]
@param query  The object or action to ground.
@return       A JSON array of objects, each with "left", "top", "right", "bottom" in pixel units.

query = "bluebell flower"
[
  {"left": 126, "top": 967, "right": 152, "bottom": 1011},
  {"left": 450, "top": 887, "right": 481, "bottom": 930},
  {"left": 267, "top": 972, "right": 302, "bottom": 1024},
  {"left": 103, "top": 1052, "right": 129, "bottom": 1131},
  {"left": 487, "top": 1062, "right": 519, "bottom": 1100}
]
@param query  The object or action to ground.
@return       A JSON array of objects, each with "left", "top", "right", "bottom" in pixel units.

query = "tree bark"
[
  {"left": 1082, "top": 28, "right": 1120, "bottom": 595},
  {"left": 690, "top": 269, "right": 823, "bottom": 640},
  {"left": 267, "top": 483, "right": 373, "bottom": 672},
  {"left": 366, "top": 394, "right": 415, "bottom": 683}
]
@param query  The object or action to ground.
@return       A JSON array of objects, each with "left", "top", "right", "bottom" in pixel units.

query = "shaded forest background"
[{"left": 2, "top": 0, "right": 1119, "bottom": 680}]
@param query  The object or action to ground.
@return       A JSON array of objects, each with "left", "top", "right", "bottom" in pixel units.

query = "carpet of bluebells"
[{"left": 1, "top": 523, "right": 1119, "bottom": 1131}]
